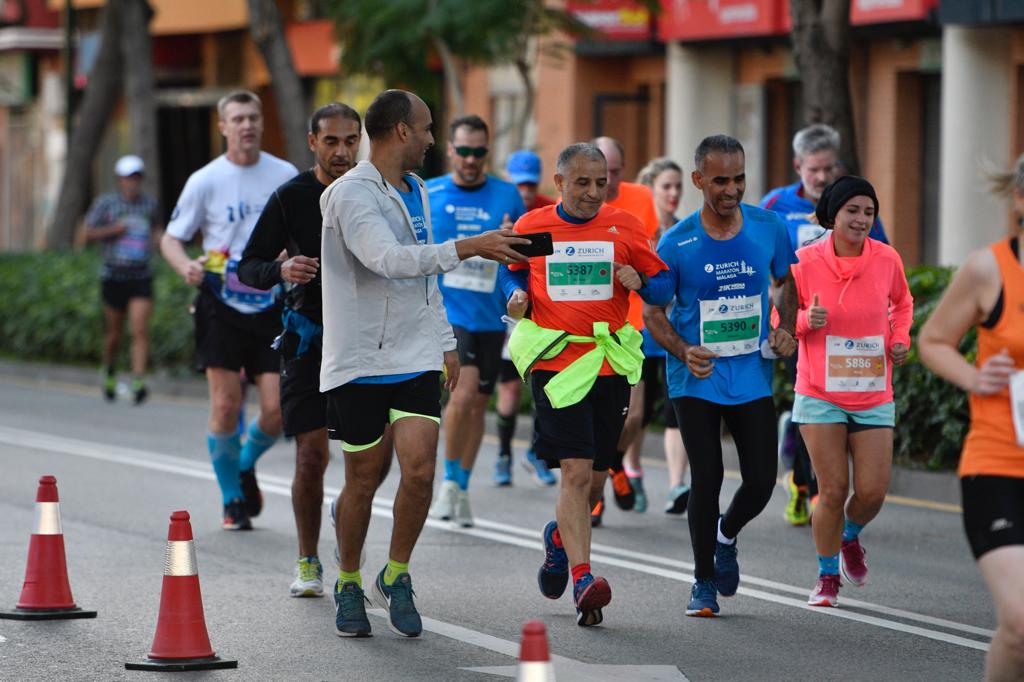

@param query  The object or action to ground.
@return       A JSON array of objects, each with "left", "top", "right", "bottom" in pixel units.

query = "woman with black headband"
[{"left": 789, "top": 175, "right": 914, "bottom": 607}]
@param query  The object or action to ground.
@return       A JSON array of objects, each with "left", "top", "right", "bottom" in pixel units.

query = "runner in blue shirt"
[
  {"left": 644, "top": 135, "right": 798, "bottom": 619},
  {"left": 427, "top": 115, "right": 527, "bottom": 529},
  {"left": 760, "top": 124, "right": 884, "bottom": 526}
]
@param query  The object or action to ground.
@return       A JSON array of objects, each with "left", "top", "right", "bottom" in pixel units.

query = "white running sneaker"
[
  {"left": 430, "top": 480, "right": 459, "bottom": 521},
  {"left": 329, "top": 497, "right": 366, "bottom": 569},
  {"left": 290, "top": 557, "right": 324, "bottom": 597},
  {"left": 453, "top": 490, "right": 474, "bottom": 528}
]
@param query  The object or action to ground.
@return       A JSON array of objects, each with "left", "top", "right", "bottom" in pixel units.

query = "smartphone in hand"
[{"left": 511, "top": 232, "right": 553, "bottom": 258}]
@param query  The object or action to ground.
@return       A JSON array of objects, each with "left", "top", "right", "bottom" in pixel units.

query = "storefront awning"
[
  {"left": 658, "top": 0, "right": 786, "bottom": 42},
  {"left": 285, "top": 20, "right": 341, "bottom": 77}
]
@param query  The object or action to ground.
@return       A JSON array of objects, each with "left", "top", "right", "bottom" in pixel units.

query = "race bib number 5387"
[{"left": 545, "top": 241, "right": 614, "bottom": 301}]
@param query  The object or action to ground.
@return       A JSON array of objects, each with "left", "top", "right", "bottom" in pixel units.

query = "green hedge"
[
  {"left": 0, "top": 249, "right": 197, "bottom": 371},
  {"left": 0, "top": 251, "right": 974, "bottom": 469},
  {"left": 774, "top": 264, "right": 974, "bottom": 470}
]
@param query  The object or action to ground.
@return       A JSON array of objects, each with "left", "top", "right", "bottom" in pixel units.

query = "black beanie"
[{"left": 815, "top": 175, "right": 879, "bottom": 229}]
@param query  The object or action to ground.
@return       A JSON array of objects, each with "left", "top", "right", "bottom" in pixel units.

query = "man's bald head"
[
  {"left": 365, "top": 89, "right": 434, "bottom": 171},
  {"left": 590, "top": 136, "right": 624, "bottom": 201}
]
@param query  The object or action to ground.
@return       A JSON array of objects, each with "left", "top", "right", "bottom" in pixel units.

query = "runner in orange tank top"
[{"left": 919, "top": 153, "right": 1024, "bottom": 682}]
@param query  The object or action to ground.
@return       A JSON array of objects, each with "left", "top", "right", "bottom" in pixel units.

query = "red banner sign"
[
  {"left": 850, "top": 0, "right": 937, "bottom": 25},
  {"left": 658, "top": 0, "right": 786, "bottom": 41},
  {"left": 568, "top": 0, "right": 654, "bottom": 41}
]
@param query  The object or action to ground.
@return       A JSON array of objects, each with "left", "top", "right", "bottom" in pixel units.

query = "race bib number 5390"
[{"left": 546, "top": 241, "right": 613, "bottom": 301}]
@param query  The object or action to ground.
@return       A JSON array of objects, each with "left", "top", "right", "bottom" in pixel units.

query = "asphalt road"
[{"left": 0, "top": 377, "right": 992, "bottom": 681}]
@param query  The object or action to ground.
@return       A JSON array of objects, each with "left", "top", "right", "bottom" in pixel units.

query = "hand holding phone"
[{"left": 511, "top": 232, "right": 554, "bottom": 258}]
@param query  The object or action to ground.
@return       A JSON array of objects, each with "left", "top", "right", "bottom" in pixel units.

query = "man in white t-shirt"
[{"left": 161, "top": 90, "right": 298, "bottom": 530}]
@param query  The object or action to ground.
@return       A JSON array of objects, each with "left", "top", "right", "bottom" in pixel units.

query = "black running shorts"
[
  {"left": 193, "top": 289, "right": 281, "bottom": 376},
  {"left": 452, "top": 325, "right": 505, "bottom": 395},
  {"left": 101, "top": 277, "right": 152, "bottom": 311},
  {"left": 530, "top": 370, "right": 630, "bottom": 472},
  {"left": 279, "top": 331, "right": 326, "bottom": 437},
  {"left": 325, "top": 371, "right": 442, "bottom": 451},
  {"left": 498, "top": 359, "right": 519, "bottom": 384},
  {"left": 961, "top": 475, "right": 1024, "bottom": 560}
]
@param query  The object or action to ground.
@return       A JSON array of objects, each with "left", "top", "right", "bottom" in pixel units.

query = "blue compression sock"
[
  {"left": 456, "top": 466, "right": 472, "bottom": 491},
  {"left": 207, "top": 432, "right": 243, "bottom": 504},
  {"left": 443, "top": 458, "right": 460, "bottom": 483},
  {"left": 818, "top": 553, "right": 840, "bottom": 576},
  {"left": 842, "top": 519, "right": 866, "bottom": 542},
  {"left": 240, "top": 420, "right": 278, "bottom": 471}
]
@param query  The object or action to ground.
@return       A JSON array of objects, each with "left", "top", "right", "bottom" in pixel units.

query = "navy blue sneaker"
[
  {"left": 685, "top": 578, "right": 720, "bottom": 617},
  {"left": 573, "top": 573, "right": 611, "bottom": 627},
  {"left": 715, "top": 537, "right": 740, "bottom": 597},
  {"left": 537, "top": 521, "right": 568, "bottom": 599},
  {"left": 372, "top": 570, "right": 422, "bottom": 637},
  {"left": 493, "top": 455, "right": 512, "bottom": 486},
  {"left": 334, "top": 580, "right": 372, "bottom": 637}
]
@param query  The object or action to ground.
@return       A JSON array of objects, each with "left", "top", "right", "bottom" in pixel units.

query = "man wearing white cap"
[{"left": 84, "top": 154, "right": 161, "bottom": 404}]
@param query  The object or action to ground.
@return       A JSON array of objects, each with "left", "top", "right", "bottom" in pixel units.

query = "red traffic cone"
[
  {"left": 516, "top": 620, "right": 555, "bottom": 682},
  {"left": 125, "top": 511, "right": 237, "bottom": 671},
  {"left": 0, "top": 475, "right": 96, "bottom": 620}
]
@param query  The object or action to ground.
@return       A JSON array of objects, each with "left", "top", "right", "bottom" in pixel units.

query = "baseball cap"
[
  {"left": 114, "top": 155, "right": 145, "bottom": 177},
  {"left": 507, "top": 150, "right": 541, "bottom": 185}
]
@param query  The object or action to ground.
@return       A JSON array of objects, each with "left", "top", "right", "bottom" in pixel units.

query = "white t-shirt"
[{"left": 167, "top": 153, "right": 298, "bottom": 261}]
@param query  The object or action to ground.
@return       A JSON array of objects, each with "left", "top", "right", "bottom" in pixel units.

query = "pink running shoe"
[
  {"left": 808, "top": 574, "right": 841, "bottom": 607},
  {"left": 841, "top": 538, "right": 868, "bottom": 587}
]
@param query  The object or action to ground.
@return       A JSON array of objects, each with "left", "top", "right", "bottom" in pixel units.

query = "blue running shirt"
[
  {"left": 397, "top": 178, "right": 428, "bottom": 244},
  {"left": 658, "top": 204, "right": 797, "bottom": 404},
  {"left": 427, "top": 175, "right": 526, "bottom": 332},
  {"left": 760, "top": 181, "right": 888, "bottom": 251}
]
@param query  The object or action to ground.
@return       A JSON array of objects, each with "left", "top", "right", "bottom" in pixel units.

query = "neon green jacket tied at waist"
[{"left": 507, "top": 319, "right": 644, "bottom": 409}]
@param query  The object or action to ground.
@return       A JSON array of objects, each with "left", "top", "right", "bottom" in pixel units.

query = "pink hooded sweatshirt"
[{"left": 792, "top": 233, "right": 913, "bottom": 411}]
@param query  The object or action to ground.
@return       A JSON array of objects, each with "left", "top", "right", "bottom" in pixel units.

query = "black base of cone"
[
  {"left": 125, "top": 655, "right": 237, "bottom": 671},
  {"left": 0, "top": 606, "right": 97, "bottom": 620}
]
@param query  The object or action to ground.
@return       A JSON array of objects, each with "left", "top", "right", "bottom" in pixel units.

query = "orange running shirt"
[
  {"left": 960, "top": 238, "right": 1024, "bottom": 479},
  {"left": 608, "top": 182, "right": 659, "bottom": 330},
  {"left": 509, "top": 204, "right": 667, "bottom": 375}
]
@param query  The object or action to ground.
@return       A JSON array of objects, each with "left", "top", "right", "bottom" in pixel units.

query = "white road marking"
[{"left": 0, "top": 425, "right": 991, "bottom": 654}]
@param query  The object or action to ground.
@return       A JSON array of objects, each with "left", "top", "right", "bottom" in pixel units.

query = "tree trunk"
[
  {"left": 510, "top": 56, "right": 534, "bottom": 152},
  {"left": 432, "top": 35, "right": 464, "bottom": 119},
  {"left": 247, "top": 0, "right": 309, "bottom": 169},
  {"left": 789, "top": 0, "right": 860, "bottom": 175},
  {"left": 121, "top": 0, "right": 161, "bottom": 215},
  {"left": 48, "top": 0, "right": 124, "bottom": 248}
]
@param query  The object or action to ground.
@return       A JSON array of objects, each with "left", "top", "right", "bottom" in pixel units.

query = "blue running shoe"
[
  {"left": 523, "top": 450, "right": 557, "bottom": 487},
  {"left": 493, "top": 455, "right": 512, "bottom": 486},
  {"left": 715, "top": 538, "right": 740, "bottom": 597},
  {"left": 573, "top": 573, "right": 611, "bottom": 627},
  {"left": 334, "top": 580, "right": 372, "bottom": 637},
  {"left": 372, "top": 570, "right": 422, "bottom": 637},
  {"left": 538, "top": 521, "right": 568, "bottom": 599},
  {"left": 685, "top": 579, "right": 720, "bottom": 617}
]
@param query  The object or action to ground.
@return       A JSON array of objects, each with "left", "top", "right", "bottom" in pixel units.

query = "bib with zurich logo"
[
  {"left": 546, "top": 241, "right": 614, "bottom": 301},
  {"left": 699, "top": 295, "right": 761, "bottom": 357},
  {"left": 825, "top": 335, "right": 886, "bottom": 392}
]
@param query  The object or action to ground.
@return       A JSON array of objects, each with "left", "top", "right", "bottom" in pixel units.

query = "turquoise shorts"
[{"left": 792, "top": 393, "right": 895, "bottom": 430}]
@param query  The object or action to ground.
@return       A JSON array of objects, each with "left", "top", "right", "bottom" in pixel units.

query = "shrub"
[{"left": 0, "top": 249, "right": 197, "bottom": 371}]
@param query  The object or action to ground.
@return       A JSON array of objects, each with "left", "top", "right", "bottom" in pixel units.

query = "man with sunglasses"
[{"left": 426, "top": 115, "right": 527, "bottom": 527}]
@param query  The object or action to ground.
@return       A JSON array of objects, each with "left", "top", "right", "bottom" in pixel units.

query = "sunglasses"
[{"left": 454, "top": 145, "right": 488, "bottom": 158}]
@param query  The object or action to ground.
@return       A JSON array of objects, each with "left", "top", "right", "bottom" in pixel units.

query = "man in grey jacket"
[{"left": 320, "top": 89, "right": 527, "bottom": 639}]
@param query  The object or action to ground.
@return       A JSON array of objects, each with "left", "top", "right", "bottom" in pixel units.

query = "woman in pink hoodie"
[{"left": 790, "top": 176, "right": 913, "bottom": 607}]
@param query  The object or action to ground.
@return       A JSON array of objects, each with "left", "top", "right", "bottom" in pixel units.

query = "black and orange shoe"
[
  {"left": 222, "top": 498, "right": 252, "bottom": 531},
  {"left": 609, "top": 466, "right": 636, "bottom": 511},
  {"left": 590, "top": 497, "right": 605, "bottom": 528}
]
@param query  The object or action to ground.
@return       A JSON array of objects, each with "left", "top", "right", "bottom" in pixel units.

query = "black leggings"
[{"left": 673, "top": 396, "right": 779, "bottom": 580}]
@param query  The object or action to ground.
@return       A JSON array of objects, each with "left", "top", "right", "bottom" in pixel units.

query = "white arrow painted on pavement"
[{"left": 463, "top": 663, "right": 688, "bottom": 681}]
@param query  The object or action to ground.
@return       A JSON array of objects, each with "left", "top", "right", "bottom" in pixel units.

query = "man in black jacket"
[{"left": 240, "top": 102, "right": 389, "bottom": 598}]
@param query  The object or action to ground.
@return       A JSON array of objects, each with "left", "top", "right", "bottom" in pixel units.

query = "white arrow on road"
[{"left": 463, "top": 662, "right": 689, "bottom": 681}]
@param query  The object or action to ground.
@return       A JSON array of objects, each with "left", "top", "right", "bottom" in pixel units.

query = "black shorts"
[
  {"left": 638, "top": 356, "right": 678, "bottom": 428},
  {"left": 530, "top": 370, "right": 630, "bottom": 471},
  {"left": 325, "top": 371, "right": 442, "bottom": 451},
  {"left": 498, "top": 359, "right": 519, "bottom": 384},
  {"left": 279, "top": 331, "right": 326, "bottom": 437},
  {"left": 961, "top": 475, "right": 1024, "bottom": 559},
  {"left": 453, "top": 325, "right": 505, "bottom": 395},
  {"left": 193, "top": 288, "right": 281, "bottom": 376},
  {"left": 101, "top": 278, "right": 152, "bottom": 311}
]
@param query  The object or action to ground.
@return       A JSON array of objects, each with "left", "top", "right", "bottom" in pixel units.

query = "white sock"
[{"left": 717, "top": 517, "right": 735, "bottom": 545}]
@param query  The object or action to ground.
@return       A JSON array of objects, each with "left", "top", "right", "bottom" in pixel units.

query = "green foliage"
[
  {"left": 0, "top": 249, "right": 196, "bottom": 370},
  {"left": 773, "top": 264, "right": 974, "bottom": 470}
]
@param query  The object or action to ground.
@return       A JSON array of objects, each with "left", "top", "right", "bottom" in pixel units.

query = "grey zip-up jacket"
[{"left": 319, "top": 160, "right": 460, "bottom": 392}]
